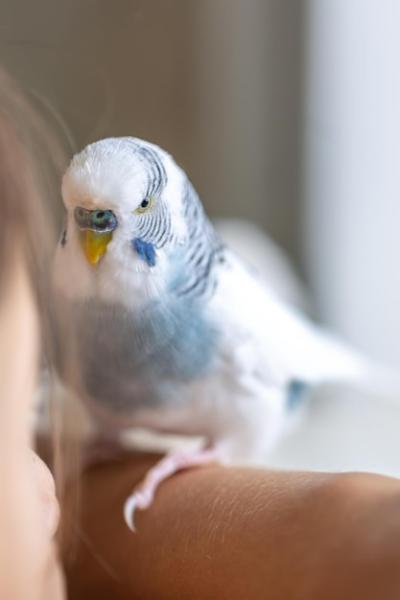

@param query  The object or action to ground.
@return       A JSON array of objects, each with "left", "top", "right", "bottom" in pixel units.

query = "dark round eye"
[{"left": 135, "top": 196, "right": 155, "bottom": 214}]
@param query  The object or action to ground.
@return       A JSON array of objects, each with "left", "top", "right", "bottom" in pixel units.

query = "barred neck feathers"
[
  {"left": 124, "top": 139, "right": 174, "bottom": 251},
  {"left": 170, "top": 180, "right": 225, "bottom": 300}
]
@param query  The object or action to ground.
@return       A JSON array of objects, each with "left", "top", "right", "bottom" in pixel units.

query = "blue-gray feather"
[
  {"left": 74, "top": 296, "right": 219, "bottom": 412},
  {"left": 286, "top": 379, "right": 309, "bottom": 411}
]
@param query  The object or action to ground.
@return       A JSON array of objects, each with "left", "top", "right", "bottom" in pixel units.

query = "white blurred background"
[{"left": 2, "top": 0, "right": 399, "bottom": 474}]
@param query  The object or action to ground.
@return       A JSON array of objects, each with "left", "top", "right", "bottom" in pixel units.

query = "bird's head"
[{"left": 61, "top": 137, "right": 189, "bottom": 277}]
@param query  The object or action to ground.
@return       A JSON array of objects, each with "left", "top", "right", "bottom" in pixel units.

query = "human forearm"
[{"left": 65, "top": 454, "right": 400, "bottom": 600}]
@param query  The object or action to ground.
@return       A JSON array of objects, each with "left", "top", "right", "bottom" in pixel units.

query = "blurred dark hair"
[
  {"left": 0, "top": 68, "right": 83, "bottom": 550},
  {"left": 0, "top": 69, "right": 65, "bottom": 305}
]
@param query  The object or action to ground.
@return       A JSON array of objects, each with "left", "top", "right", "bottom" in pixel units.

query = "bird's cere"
[
  {"left": 74, "top": 207, "right": 118, "bottom": 266},
  {"left": 74, "top": 207, "right": 118, "bottom": 232}
]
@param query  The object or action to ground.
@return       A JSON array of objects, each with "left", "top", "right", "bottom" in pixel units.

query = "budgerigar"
[{"left": 53, "top": 137, "right": 376, "bottom": 529}]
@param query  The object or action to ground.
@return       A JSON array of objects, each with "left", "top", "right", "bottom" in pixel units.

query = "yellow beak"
[{"left": 80, "top": 230, "right": 113, "bottom": 265}]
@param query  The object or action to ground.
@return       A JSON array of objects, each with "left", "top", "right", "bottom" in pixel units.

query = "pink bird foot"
[{"left": 123, "top": 447, "right": 218, "bottom": 531}]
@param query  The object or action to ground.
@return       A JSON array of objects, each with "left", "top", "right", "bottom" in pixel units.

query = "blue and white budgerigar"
[{"left": 53, "top": 137, "right": 380, "bottom": 529}]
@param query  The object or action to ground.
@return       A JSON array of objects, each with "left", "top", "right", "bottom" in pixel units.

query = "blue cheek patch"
[{"left": 132, "top": 238, "right": 157, "bottom": 267}]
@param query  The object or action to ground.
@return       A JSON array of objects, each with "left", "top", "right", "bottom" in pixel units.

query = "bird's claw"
[
  {"left": 123, "top": 494, "right": 138, "bottom": 532},
  {"left": 123, "top": 490, "right": 152, "bottom": 531}
]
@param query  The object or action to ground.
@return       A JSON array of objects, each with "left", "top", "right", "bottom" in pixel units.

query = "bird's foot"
[{"left": 123, "top": 447, "right": 218, "bottom": 531}]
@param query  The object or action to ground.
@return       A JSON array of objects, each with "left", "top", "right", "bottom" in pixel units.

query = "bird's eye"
[{"left": 135, "top": 196, "right": 155, "bottom": 214}]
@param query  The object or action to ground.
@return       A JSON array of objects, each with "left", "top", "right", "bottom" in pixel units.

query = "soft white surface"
[
  {"left": 269, "top": 387, "right": 400, "bottom": 477},
  {"left": 125, "top": 388, "right": 400, "bottom": 478}
]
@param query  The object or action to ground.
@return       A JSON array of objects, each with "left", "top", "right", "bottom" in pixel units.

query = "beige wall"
[{"left": 0, "top": 0, "right": 304, "bottom": 261}]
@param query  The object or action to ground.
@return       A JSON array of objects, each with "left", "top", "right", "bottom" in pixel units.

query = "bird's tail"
[
  {"left": 318, "top": 352, "right": 400, "bottom": 406},
  {"left": 306, "top": 329, "right": 400, "bottom": 404},
  {"left": 355, "top": 362, "right": 400, "bottom": 404}
]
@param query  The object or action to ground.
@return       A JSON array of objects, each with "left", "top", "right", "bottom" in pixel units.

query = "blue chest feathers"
[{"left": 75, "top": 297, "right": 219, "bottom": 411}]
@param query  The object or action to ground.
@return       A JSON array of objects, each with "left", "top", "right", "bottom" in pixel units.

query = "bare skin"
[
  {"left": 0, "top": 256, "right": 64, "bottom": 600},
  {"left": 64, "top": 452, "right": 400, "bottom": 600}
]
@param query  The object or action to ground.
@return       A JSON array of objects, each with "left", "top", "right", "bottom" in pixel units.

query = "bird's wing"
[{"left": 209, "top": 251, "right": 367, "bottom": 389}]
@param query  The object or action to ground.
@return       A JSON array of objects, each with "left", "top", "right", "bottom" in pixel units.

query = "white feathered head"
[
  {"left": 56, "top": 137, "right": 218, "bottom": 307},
  {"left": 61, "top": 137, "right": 188, "bottom": 269}
]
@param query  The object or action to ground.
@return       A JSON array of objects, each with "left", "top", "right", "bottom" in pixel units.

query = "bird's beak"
[{"left": 80, "top": 230, "right": 113, "bottom": 265}]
